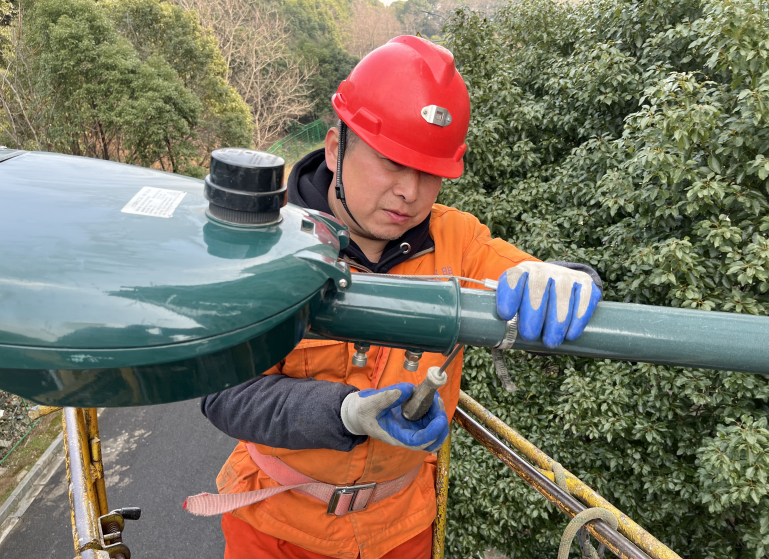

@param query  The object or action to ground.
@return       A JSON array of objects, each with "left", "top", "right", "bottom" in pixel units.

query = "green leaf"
[{"left": 709, "top": 154, "right": 722, "bottom": 175}]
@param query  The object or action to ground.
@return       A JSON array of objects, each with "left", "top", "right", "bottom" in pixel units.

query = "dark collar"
[{"left": 287, "top": 149, "right": 434, "bottom": 273}]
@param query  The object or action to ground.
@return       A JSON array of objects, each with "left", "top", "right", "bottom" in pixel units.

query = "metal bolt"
[
  {"left": 103, "top": 532, "right": 122, "bottom": 543},
  {"left": 338, "top": 278, "right": 349, "bottom": 289},
  {"left": 351, "top": 343, "right": 370, "bottom": 367},
  {"left": 403, "top": 350, "right": 423, "bottom": 372}
]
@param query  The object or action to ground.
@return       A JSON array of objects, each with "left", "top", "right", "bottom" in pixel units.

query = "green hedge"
[{"left": 441, "top": 1, "right": 769, "bottom": 557}]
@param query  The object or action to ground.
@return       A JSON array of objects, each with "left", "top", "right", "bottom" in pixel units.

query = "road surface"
[{"left": 0, "top": 397, "right": 236, "bottom": 558}]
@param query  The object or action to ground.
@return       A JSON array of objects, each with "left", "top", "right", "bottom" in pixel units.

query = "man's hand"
[
  {"left": 341, "top": 383, "right": 449, "bottom": 452},
  {"left": 496, "top": 261, "right": 601, "bottom": 348}
]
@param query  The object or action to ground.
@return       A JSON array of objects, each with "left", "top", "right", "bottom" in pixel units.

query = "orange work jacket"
[{"left": 216, "top": 204, "right": 537, "bottom": 559}]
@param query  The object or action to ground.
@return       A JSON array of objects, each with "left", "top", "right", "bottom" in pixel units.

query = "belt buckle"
[{"left": 327, "top": 482, "right": 377, "bottom": 515}]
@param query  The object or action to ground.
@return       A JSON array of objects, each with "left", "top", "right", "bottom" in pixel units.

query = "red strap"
[{"left": 183, "top": 444, "right": 420, "bottom": 517}]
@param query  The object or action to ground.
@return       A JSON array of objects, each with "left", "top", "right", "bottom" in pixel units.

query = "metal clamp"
[
  {"left": 421, "top": 105, "right": 453, "bottom": 127},
  {"left": 97, "top": 508, "right": 141, "bottom": 559},
  {"left": 295, "top": 250, "right": 352, "bottom": 291},
  {"left": 495, "top": 315, "right": 519, "bottom": 350},
  {"left": 327, "top": 482, "right": 377, "bottom": 515}
]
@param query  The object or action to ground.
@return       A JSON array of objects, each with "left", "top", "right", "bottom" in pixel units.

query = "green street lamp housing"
[{"left": 0, "top": 148, "right": 350, "bottom": 406}]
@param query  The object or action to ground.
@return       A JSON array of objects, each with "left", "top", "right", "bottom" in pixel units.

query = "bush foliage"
[{"left": 441, "top": 1, "right": 769, "bottom": 557}]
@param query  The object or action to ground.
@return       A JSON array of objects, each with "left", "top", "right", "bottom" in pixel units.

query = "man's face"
[{"left": 325, "top": 128, "right": 443, "bottom": 241}]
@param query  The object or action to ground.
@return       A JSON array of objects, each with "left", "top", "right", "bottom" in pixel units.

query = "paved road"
[{"left": 0, "top": 398, "right": 236, "bottom": 558}]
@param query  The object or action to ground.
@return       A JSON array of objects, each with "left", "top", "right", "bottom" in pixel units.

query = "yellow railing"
[
  {"left": 30, "top": 406, "right": 137, "bottom": 559},
  {"left": 31, "top": 393, "right": 682, "bottom": 559},
  {"left": 431, "top": 391, "right": 682, "bottom": 559}
]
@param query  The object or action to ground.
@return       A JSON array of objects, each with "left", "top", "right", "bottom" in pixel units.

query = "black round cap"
[
  {"left": 205, "top": 148, "right": 287, "bottom": 225},
  {"left": 209, "top": 148, "right": 284, "bottom": 193}
]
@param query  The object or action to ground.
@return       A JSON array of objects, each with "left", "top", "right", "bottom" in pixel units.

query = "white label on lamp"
[{"left": 121, "top": 187, "right": 186, "bottom": 218}]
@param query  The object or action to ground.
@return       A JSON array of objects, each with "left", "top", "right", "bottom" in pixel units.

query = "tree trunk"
[{"left": 165, "top": 138, "right": 178, "bottom": 173}]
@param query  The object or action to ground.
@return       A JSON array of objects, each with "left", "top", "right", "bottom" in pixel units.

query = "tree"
[
  {"left": 0, "top": 0, "right": 13, "bottom": 60},
  {"left": 391, "top": 0, "right": 442, "bottom": 39},
  {"left": 298, "top": 39, "right": 358, "bottom": 118},
  {"left": 441, "top": 1, "right": 769, "bottom": 558},
  {"left": 0, "top": 0, "right": 252, "bottom": 175},
  {"left": 107, "top": 0, "right": 253, "bottom": 161},
  {"left": 175, "top": 0, "right": 314, "bottom": 148},
  {"left": 391, "top": 0, "right": 507, "bottom": 41},
  {"left": 265, "top": 0, "right": 358, "bottom": 120},
  {"left": 1, "top": 2, "right": 48, "bottom": 151},
  {"left": 272, "top": 0, "right": 353, "bottom": 47},
  {"left": 348, "top": 0, "right": 402, "bottom": 59}
]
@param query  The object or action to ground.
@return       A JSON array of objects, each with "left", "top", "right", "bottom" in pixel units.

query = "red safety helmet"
[{"left": 332, "top": 36, "right": 470, "bottom": 179}]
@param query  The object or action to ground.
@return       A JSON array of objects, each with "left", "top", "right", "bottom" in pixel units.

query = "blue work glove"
[
  {"left": 340, "top": 383, "right": 449, "bottom": 452},
  {"left": 496, "top": 261, "right": 602, "bottom": 348}
]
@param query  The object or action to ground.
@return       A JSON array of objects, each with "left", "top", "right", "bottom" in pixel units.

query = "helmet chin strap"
[{"left": 334, "top": 121, "right": 363, "bottom": 229}]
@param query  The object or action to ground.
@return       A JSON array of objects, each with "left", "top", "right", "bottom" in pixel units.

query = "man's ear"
[{"left": 325, "top": 127, "right": 339, "bottom": 172}]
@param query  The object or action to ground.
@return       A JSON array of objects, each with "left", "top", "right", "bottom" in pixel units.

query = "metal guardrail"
[{"left": 267, "top": 119, "right": 329, "bottom": 163}]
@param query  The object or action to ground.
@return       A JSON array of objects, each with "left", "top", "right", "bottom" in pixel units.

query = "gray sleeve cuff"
[{"left": 201, "top": 374, "right": 368, "bottom": 452}]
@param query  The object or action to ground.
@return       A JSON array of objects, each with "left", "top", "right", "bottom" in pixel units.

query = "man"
[{"left": 197, "top": 36, "right": 601, "bottom": 559}]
